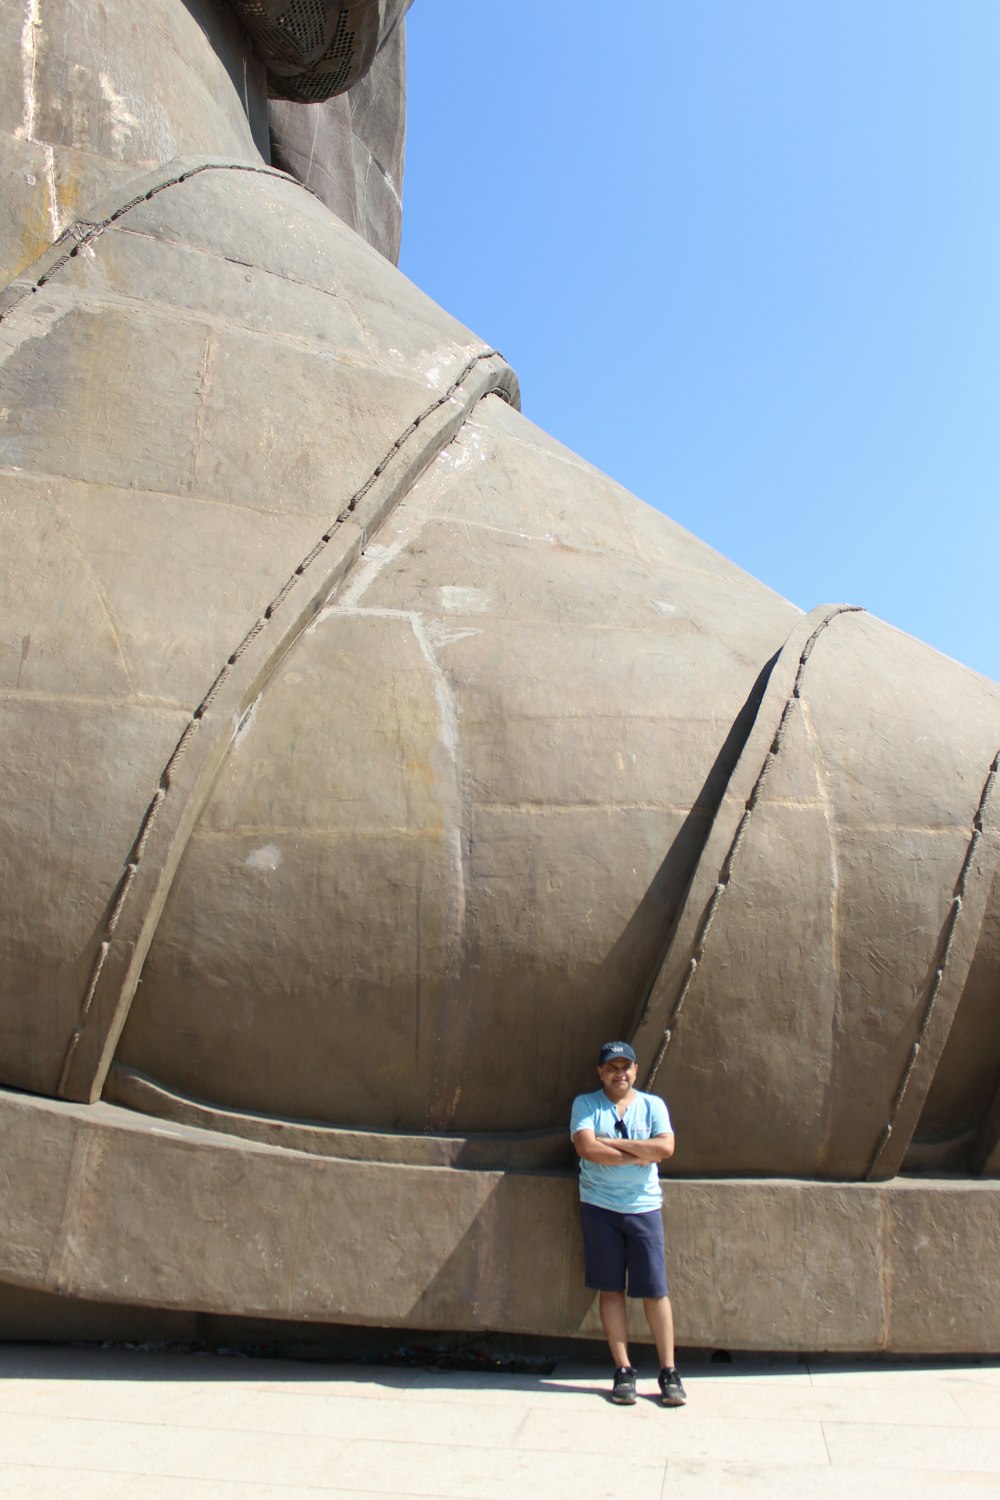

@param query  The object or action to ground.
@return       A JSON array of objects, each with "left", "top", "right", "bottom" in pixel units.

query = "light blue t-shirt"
[{"left": 570, "top": 1087, "right": 673, "bottom": 1212}]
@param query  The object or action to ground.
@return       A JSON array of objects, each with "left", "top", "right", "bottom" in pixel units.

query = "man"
[{"left": 571, "top": 1042, "right": 686, "bottom": 1406}]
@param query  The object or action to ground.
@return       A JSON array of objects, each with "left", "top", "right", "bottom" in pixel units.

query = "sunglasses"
[{"left": 613, "top": 1118, "right": 629, "bottom": 1140}]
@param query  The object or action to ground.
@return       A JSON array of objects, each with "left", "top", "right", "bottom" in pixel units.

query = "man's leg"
[
  {"left": 625, "top": 1209, "right": 686, "bottom": 1402},
  {"left": 645, "top": 1290, "right": 687, "bottom": 1405},
  {"left": 599, "top": 1289, "right": 631, "bottom": 1369},
  {"left": 642, "top": 1294, "right": 675, "bottom": 1369},
  {"left": 581, "top": 1204, "right": 632, "bottom": 1374}
]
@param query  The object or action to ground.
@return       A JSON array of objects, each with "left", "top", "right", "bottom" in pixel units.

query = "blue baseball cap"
[{"left": 599, "top": 1041, "right": 636, "bottom": 1066}]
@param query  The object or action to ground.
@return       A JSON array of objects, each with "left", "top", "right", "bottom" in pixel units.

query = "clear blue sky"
[{"left": 400, "top": 2, "right": 1000, "bottom": 685}]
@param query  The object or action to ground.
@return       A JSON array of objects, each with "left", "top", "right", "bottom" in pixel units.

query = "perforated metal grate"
[
  {"left": 277, "top": 0, "right": 330, "bottom": 54},
  {"left": 228, "top": 1, "right": 383, "bottom": 102}
]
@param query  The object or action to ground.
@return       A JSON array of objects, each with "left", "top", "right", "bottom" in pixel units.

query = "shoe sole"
[
  {"left": 611, "top": 1393, "right": 637, "bottom": 1405},
  {"left": 660, "top": 1393, "right": 686, "bottom": 1407}
]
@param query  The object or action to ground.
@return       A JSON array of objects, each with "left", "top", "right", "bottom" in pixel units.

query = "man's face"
[{"left": 598, "top": 1054, "right": 637, "bottom": 1098}]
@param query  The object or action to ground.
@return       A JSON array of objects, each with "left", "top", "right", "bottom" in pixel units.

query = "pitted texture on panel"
[{"left": 229, "top": 0, "right": 410, "bottom": 101}]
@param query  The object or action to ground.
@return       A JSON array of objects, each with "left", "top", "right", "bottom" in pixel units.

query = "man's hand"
[
  {"left": 610, "top": 1133, "right": 675, "bottom": 1164},
  {"left": 572, "top": 1128, "right": 675, "bottom": 1165}
]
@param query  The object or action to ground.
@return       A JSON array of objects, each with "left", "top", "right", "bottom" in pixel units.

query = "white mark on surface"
[
  {"left": 411, "top": 615, "right": 460, "bottom": 757},
  {"left": 245, "top": 843, "right": 282, "bottom": 872},
  {"left": 20, "top": 0, "right": 41, "bottom": 141},
  {"left": 367, "top": 148, "right": 402, "bottom": 205},
  {"left": 43, "top": 143, "right": 59, "bottom": 239},
  {"left": 652, "top": 600, "right": 677, "bottom": 615},
  {"left": 335, "top": 532, "right": 412, "bottom": 608},
  {"left": 233, "top": 693, "right": 260, "bottom": 746},
  {"left": 421, "top": 345, "right": 465, "bottom": 387},
  {"left": 410, "top": 614, "right": 467, "bottom": 948},
  {"left": 440, "top": 585, "right": 488, "bottom": 614},
  {"left": 431, "top": 513, "right": 571, "bottom": 548},
  {"left": 436, "top": 428, "right": 486, "bottom": 473},
  {"left": 424, "top": 621, "right": 481, "bottom": 649},
  {"left": 310, "top": 603, "right": 413, "bottom": 634},
  {"left": 97, "top": 73, "right": 142, "bottom": 152}
]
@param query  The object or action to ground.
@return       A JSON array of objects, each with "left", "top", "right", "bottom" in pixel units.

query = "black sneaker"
[
  {"left": 610, "top": 1365, "right": 637, "bottom": 1404},
  {"left": 658, "top": 1366, "right": 687, "bottom": 1406}
]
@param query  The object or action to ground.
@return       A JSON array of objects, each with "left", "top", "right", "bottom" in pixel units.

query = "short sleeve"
[
  {"left": 570, "top": 1093, "right": 597, "bottom": 1137},
  {"left": 649, "top": 1095, "right": 673, "bottom": 1136}
]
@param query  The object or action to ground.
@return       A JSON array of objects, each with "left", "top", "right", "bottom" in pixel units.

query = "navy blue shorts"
[{"left": 580, "top": 1202, "right": 669, "bottom": 1299}]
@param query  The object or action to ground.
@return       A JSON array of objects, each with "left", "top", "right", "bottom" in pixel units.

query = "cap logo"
[{"left": 599, "top": 1040, "right": 637, "bottom": 1065}]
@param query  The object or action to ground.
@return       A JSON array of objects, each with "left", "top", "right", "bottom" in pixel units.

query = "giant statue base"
[
  {"left": 3, "top": 2, "right": 1000, "bottom": 1358},
  {"left": 3, "top": 1089, "right": 996, "bottom": 1354}
]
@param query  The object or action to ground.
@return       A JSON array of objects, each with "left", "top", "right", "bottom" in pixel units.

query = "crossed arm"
[{"left": 572, "top": 1128, "right": 675, "bottom": 1166}]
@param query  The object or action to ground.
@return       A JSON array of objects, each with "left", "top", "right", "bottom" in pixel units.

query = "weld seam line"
[
  {"left": 866, "top": 746, "right": 1000, "bottom": 1179},
  {"left": 0, "top": 161, "right": 295, "bottom": 322},
  {"left": 55, "top": 340, "right": 503, "bottom": 1095},
  {"left": 646, "top": 605, "right": 864, "bottom": 1086}
]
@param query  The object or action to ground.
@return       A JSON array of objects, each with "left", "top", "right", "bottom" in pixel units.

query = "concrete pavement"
[{"left": 1, "top": 1342, "right": 1000, "bottom": 1497}]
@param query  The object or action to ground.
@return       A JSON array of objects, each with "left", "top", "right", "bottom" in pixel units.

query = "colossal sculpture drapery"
[{"left": 1, "top": 1, "right": 998, "bottom": 1351}]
